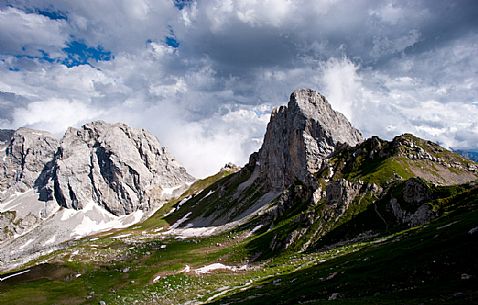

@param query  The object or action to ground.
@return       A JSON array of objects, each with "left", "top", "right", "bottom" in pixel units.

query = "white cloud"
[
  {"left": 0, "top": 6, "right": 68, "bottom": 56},
  {"left": 0, "top": 0, "right": 477, "bottom": 178},
  {"left": 321, "top": 57, "right": 361, "bottom": 121},
  {"left": 11, "top": 98, "right": 103, "bottom": 135}
]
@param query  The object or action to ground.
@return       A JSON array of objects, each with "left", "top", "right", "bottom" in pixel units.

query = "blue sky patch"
[
  {"left": 35, "top": 8, "right": 68, "bottom": 20},
  {"left": 173, "top": 0, "right": 194, "bottom": 10},
  {"left": 13, "top": 41, "right": 112, "bottom": 68},
  {"left": 11, "top": 5, "right": 68, "bottom": 20},
  {"left": 13, "top": 48, "right": 55, "bottom": 65},
  {"left": 62, "top": 41, "right": 112, "bottom": 67},
  {"left": 165, "top": 36, "right": 180, "bottom": 48}
]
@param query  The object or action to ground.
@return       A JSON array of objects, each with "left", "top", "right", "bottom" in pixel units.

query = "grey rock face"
[
  {"left": 44, "top": 121, "right": 194, "bottom": 215},
  {"left": 0, "top": 128, "right": 58, "bottom": 197},
  {"left": 389, "top": 179, "right": 435, "bottom": 226},
  {"left": 325, "top": 179, "right": 363, "bottom": 211},
  {"left": 0, "top": 211, "right": 39, "bottom": 242},
  {"left": 255, "top": 89, "right": 363, "bottom": 190}
]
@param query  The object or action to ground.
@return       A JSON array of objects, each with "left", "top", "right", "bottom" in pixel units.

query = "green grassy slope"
[
  {"left": 0, "top": 184, "right": 475, "bottom": 305},
  {"left": 212, "top": 196, "right": 478, "bottom": 304},
  {"left": 0, "top": 135, "right": 476, "bottom": 305}
]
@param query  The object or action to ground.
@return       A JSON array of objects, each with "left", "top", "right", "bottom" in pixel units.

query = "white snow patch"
[
  {"left": 89, "top": 237, "right": 99, "bottom": 241},
  {"left": 0, "top": 269, "right": 30, "bottom": 281},
  {"left": 175, "top": 196, "right": 191, "bottom": 211},
  {"left": 64, "top": 201, "right": 144, "bottom": 238},
  {"left": 246, "top": 225, "right": 263, "bottom": 237},
  {"left": 166, "top": 226, "right": 220, "bottom": 239},
  {"left": 71, "top": 250, "right": 79, "bottom": 256},
  {"left": 164, "top": 208, "right": 176, "bottom": 217},
  {"left": 170, "top": 212, "right": 192, "bottom": 229},
  {"left": 153, "top": 275, "right": 161, "bottom": 283},
  {"left": 183, "top": 265, "right": 191, "bottom": 273},
  {"left": 195, "top": 263, "right": 246, "bottom": 274},
  {"left": 203, "top": 190, "right": 215, "bottom": 199},
  {"left": 75, "top": 273, "right": 82, "bottom": 278},
  {"left": 164, "top": 192, "right": 279, "bottom": 239}
]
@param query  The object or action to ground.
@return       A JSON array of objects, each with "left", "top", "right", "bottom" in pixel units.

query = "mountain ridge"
[
  {"left": 0, "top": 89, "right": 477, "bottom": 304},
  {"left": 0, "top": 121, "right": 194, "bottom": 269},
  {"left": 164, "top": 89, "right": 477, "bottom": 250}
]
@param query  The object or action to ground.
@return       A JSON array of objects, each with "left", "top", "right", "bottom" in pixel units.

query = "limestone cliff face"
[
  {"left": 256, "top": 89, "right": 363, "bottom": 191},
  {"left": 45, "top": 121, "right": 194, "bottom": 215},
  {"left": 0, "top": 122, "right": 194, "bottom": 216},
  {"left": 0, "top": 128, "right": 58, "bottom": 197}
]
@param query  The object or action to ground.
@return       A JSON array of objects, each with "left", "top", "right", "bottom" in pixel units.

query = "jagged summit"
[
  {"left": 0, "top": 121, "right": 195, "bottom": 267},
  {"left": 255, "top": 88, "right": 363, "bottom": 190},
  {"left": 164, "top": 89, "right": 477, "bottom": 247},
  {"left": 41, "top": 120, "right": 195, "bottom": 215},
  {"left": 1, "top": 122, "right": 195, "bottom": 215}
]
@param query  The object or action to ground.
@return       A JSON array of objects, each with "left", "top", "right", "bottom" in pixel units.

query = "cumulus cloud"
[
  {"left": 11, "top": 98, "right": 103, "bottom": 135},
  {"left": 0, "top": 6, "right": 68, "bottom": 56},
  {"left": 0, "top": 0, "right": 477, "bottom": 177}
]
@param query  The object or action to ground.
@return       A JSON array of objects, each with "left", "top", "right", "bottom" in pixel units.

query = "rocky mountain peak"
[
  {"left": 255, "top": 88, "right": 363, "bottom": 190},
  {"left": 43, "top": 121, "right": 194, "bottom": 215},
  {"left": 0, "top": 127, "right": 58, "bottom": 197}
]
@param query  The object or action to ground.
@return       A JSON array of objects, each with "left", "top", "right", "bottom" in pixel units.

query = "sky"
[{"left": 0, "top": 0, "right": 477, "bottom": 178}]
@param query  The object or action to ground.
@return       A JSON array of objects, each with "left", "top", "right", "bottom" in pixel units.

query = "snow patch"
[
  {"left": 0, "top": 269, "right": 30, "bottom": 282},
  {"left": 170, "top": 212, "right": 192, "bottom": 229},
  {"left": 175, "top": 196, "right": 191, "bottom": 211},
  {"left": 194, "top": 263, "right": 247, "bottom": 274},
  {"left": 63, "top": 201, "right": 144, "bottom": 238},
  {"left": 164, "top": 208, "right": 176, "bottom": 217},
  {"left": 153, "top": 275, "right": 161, "bottom": 283},
  {"left": 246, "top": 225, "right": 263, "bottom": 237},
  {"left": 203, "top": 190, "right": 215, "bottom": 199},
  {"left": 164, "top": 192, "right": 278, "bottom": 239}
]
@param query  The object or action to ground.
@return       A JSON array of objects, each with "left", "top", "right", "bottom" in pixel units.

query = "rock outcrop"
[
  {"left": 38, "top": 121, "right": 194, "bottom": 215},
  {"left": 1, "top": 122, "right": 194, "bottom": 216},
  {"left": 255, "top": 89, "right": 363, "bottom": 190},
  {"left": 0, "top": 128, "right": 58, "bottom": 197}
]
